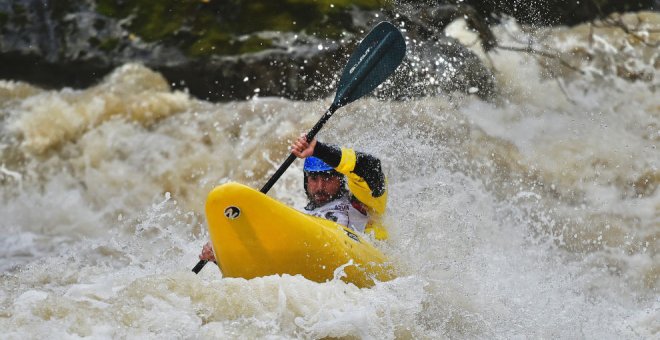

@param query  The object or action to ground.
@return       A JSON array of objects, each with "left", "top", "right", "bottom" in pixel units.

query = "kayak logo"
[
  {"left": 346, "top": 230, "right": 360, "bottom": 243},
  {"left": 224, "top": 206, "right": 241, "bottom": 220}
]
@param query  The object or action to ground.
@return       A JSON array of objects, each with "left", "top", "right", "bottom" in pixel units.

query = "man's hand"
[
  {"left": 291, "top": 134, "right": 317, "bottom": 158},
  {"left": 199, "top": 241, "right": 216, "bottom": 262}
]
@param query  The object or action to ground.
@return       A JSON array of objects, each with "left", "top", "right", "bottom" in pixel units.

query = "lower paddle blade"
[{"left": 333, "top": 21, "right": 406, "bottom": 108}]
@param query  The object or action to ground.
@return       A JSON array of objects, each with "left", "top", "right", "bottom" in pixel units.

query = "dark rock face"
[
  {"left": 9, "top": 1, "right": 649, "bottom": 101},
  {"left": 384, "top": 3, "right": 497, "bottom": 100}
]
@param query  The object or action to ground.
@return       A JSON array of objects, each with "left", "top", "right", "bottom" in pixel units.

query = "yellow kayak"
[{"left": 205, "top": 182, "right": 394, "bottom": 287}]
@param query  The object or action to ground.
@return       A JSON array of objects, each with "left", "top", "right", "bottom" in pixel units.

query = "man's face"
[{"left": 306, "top": 172, "right": 342, "bottom": 205}]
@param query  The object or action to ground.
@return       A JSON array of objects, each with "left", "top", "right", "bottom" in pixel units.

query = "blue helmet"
[{"left": 303, "top": 156, "right": 333, "bottom": 172}]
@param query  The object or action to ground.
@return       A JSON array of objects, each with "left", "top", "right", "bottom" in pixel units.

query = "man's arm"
[{"left": 313, "top": 141, "right": 387, "bottom": 215}]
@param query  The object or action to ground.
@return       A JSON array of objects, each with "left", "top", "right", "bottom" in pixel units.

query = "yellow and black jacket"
[{"left": 311, "top": 141, "right": 388, "bottom": 240}]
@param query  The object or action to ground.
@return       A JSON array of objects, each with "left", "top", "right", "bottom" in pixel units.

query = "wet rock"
[
  {"left": 0, "top": 0, "right": 499, "bottom": 101},
  {"left": 380, "top": 3, "right": 496, "bottom": 100}
]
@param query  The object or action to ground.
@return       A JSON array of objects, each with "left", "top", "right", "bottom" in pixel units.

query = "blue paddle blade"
[{"left": 333, "top": 21, "right": 406, "bottom": 108}]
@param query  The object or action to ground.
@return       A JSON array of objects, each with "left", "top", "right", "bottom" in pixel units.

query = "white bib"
[{"left": 303, "top": 196, "right": 369, "bottom": 233}]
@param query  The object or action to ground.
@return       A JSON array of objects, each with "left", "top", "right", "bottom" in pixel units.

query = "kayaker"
[
  {"left": 291, "top": 135, "right": 388, "bottom": 235},
  {"left": 199, "top": 135, "right": 388, "bottom": 262}
]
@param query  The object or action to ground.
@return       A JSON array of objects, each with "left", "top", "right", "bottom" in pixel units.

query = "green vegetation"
[
  {"left": 96, "top": 0, "right": 390, "bottom": 57},
  {"left": 98, "top": 37, "right": 120, "bottom": 52}
]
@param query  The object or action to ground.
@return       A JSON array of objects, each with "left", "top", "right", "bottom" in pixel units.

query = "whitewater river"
[{"left": 1, "top": 13, "right": 658, "bottom": 338}]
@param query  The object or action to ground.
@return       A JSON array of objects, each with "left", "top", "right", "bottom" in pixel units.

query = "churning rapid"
[{"left": 1, "top": 13, "right": 658, "bottom": 338}]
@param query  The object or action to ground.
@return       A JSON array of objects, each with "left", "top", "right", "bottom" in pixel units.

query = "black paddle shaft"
[
  {"left": 192, "top": 259, "right": 207, "bottom": 273},
  {"left": 260, "top": 105, "right": 338, "bottom": 194}
]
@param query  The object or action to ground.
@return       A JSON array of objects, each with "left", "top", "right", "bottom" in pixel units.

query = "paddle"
[{"left": 193, "top": 21, "right": 406, "bottom": 274}]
